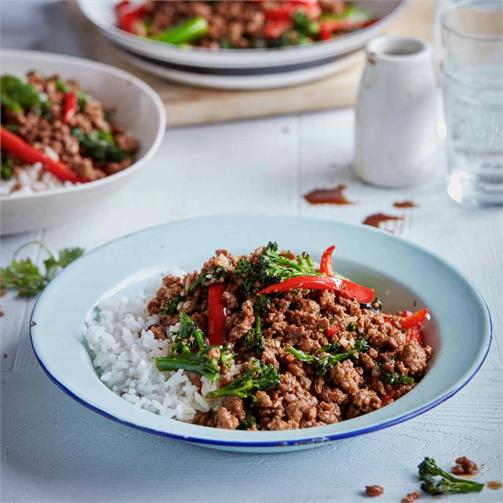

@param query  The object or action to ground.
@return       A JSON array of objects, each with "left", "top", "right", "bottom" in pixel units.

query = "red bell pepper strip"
[
  {"left": 406, "top": 327, "right": 424, "bottom": 345},
  {"left": 116, "top": 1, "right": 147, "bottom": 33},
  {"left": 263, "top": 20, "right": 293, "bottom": 39},
  {"left": 325, "top": 324, "right": 340, "bottom": 338},
  {"left": 319, "top": 24, "right": 333, "bottom": 40},
  {"left": 207, "top": 283, "right": 227, "bottom": 345},
  {"left": 62, "top": 92, "right": 77, "bottom": 124},
  {"left": 319, "top": 245, "right": 335, "bottom": 276},
  {"left": 320, "top": 17, "right": 377, "bottom": 36},
  {"left": 401, "top": 308, "right": 430, "bottom": 329},
  {"left": 258, "top": 275, "right": 375, "bottom": 303},
  {"left": 0, "top": 127, "right": 81, "bottom": 183},
  {"left": 264, "top": 4, "right": 297, "bottom": 21},
  {"left": 115, "top": 0, "right": 130, "bottom": 14}
]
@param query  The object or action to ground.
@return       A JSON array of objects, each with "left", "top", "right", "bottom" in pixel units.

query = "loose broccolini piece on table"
[{"left": 418, "top": 457, "right": 484, "bottom": 495}]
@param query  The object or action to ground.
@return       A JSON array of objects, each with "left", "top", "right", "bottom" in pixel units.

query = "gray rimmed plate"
[{"left": 77, "top": 0, "right": 407, "bottom": 89}]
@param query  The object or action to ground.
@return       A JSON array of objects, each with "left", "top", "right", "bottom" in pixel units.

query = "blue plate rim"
[{"left": 29, "top": 214, "right": 493, "bottom": 448}]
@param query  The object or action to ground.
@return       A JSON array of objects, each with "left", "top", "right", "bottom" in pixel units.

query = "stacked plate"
[{"left": 78, "top": 0, "right": 406, "bottom": 90}]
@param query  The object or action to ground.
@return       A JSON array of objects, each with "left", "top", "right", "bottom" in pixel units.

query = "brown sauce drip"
[
  {"left": 393, "top": 200, "right": 417, "bottom": 209},
  {"left": 487, "top": 481, "right": 502, "bottom": 490},
  {"left": 304, "top": 184, "right": 353, "bottom": 205},
  {"left": 362, "top": 213, "right": 403, "bottom": 229}
]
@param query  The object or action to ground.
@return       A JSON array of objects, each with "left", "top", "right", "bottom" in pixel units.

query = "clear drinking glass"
[{"left": 441, "top": 0, "right": 503, "bottom": 207}]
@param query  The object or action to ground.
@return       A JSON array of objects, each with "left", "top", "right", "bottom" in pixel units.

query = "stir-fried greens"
[{"left": 115, "top": 1, "right": 377, "bottom": 49}]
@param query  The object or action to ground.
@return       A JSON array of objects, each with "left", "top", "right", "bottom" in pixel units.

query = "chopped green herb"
[
  {"left": 72, "top": 128, "right": 126, "bottom": 162},
  {"left": 1, "top": 154, "right": 14, "bottom": 181},
  {"left": 0, "top": 241, "right": 84, "bottom": 297},
  {"left": 158, "top": 294, "right": 185, "bottom": 316},
  {"left": 382, "top": 372, "right": 414, "bottom": 385},
  {"left": 346, "top": 321, "right": 357, "bottom": 332},
  {"left": 253, "top": 295, "right": 270, "bottom": 317},
  {"left": 0, "top": 75, "right": 49, "bottom": 114}
]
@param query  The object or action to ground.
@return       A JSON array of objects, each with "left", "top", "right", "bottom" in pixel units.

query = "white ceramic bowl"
[
  {"left": 30, "top": 215, "right": 492, "bottom": 453},
  {"left": 78, "top": 0, "right": 407, "bottom": 89},
  {"left": 0, "top": 50, "right": 166, "bottom": 235}
]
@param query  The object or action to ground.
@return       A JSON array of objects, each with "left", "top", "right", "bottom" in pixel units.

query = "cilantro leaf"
[{"left": 0, "top": 242, "right": 85, "bottom": 297}]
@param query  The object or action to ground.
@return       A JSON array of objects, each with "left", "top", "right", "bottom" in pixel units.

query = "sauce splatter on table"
[
  {"left": 304, "top": 184, "right": 353, "bottom": 205},
  {"left": 393, "top": 200, "right": 417, "bottom": 209},
  {"left": 362, "top": 213, "right": 403, "bottom": 229}
]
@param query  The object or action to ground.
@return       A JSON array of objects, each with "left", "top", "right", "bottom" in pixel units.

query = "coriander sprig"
[{"left": 0, "top": 241, "right": 84, "bottom": 297}]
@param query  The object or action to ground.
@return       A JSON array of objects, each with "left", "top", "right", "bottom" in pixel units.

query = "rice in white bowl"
[
  {"left": 85, "top": 279, "right": 215, "bottom": 423},
  {"left": 0, "top": 160, "right": 74, "bottom": 196}
]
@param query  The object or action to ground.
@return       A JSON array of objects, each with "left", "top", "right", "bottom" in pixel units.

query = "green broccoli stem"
[
  {"left": 287, "top": 346, "right": 316, "bottom": 364},
  {"left": 152, "top": 17, "right": 208, "bottom": 45},
  {"left": 156, "top": 354, "right": 219, "bottom": 383},
  {"left": 287, "top": 338, "right": 369, "bottom": 375},
  {"left": 208, "top": 362, "right": 279, "bottom": 399},
  {"left": 418, "top": 458, "right": 485, "bottom": 495}
]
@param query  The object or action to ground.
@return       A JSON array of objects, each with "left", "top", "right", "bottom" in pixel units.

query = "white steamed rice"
[
  {"left": 84, "top": 280, "right": 216, "bottom": 423},
  {"left": 0, "top": 148, "right": 75, "bottom": 197}
]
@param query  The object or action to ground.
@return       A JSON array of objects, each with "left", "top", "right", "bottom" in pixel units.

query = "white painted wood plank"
[
  {"left": 2, "top": 370, "right": 501, "bottom": 503},
  {"left": 0, "top": 232, "right": 42, "bottom": 370}
]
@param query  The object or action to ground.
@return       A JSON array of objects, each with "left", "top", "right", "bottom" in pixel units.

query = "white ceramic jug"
[{"left": 354, "top": 36, "right": 439, "bottom": 188}]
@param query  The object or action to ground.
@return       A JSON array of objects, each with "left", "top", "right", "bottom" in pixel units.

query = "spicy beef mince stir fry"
[
  {"left": 0, "top": 72, "right": 139, "bottom": 196},
  {"left": 116, "top": 0, "right": 377, "bottom": 49},
  {"left": 86, "top": 243, "right": 432, "bottom": 431}
]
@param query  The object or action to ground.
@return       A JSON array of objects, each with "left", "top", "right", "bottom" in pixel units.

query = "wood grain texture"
[
  {"left": 67, "top": 0, "right": 435, "bottom": 127},
  {"left": 2, "top": 370, "right": 502, "bottom": 502},
  {"left": 1, "top": 3, "right": 501, "bottom": 501}
]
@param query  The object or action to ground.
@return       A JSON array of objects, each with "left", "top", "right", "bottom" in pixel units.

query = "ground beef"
[
  {"left": 1, "top": 72, "right": 138, "bottom": 183},
  {"left": 133, "top": 1, "right": 347, "bottom": 48},
  {"left": 365, "top": 485, "right": 384, "bottom": 497},
  {"left": 150, "top": 247, "right": 433, "bottom": 431},
  {"left": 451, "top": 456, "right": 479, "bottom": 475}
]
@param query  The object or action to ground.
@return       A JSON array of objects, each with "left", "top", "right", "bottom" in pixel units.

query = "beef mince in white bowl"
[{"left": 0, "top": 50, "right": 166, "bottom": 234}]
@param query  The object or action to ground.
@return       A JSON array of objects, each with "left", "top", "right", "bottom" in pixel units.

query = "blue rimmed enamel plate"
[{"left": 30, "top": 215, "right": 491, "bottom": 453}]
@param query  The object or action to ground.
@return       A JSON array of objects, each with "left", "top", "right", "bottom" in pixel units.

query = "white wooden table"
[{"left": 1, "top": 2, "right": 502, "bottom": 502}]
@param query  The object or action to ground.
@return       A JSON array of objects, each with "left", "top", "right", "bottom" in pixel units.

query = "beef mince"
[
  {"left": 3, "top": 71, "right": 139, "bottom": 182},
  {"left": 148, "top": 247, "right": 432, "bottom": 431}
]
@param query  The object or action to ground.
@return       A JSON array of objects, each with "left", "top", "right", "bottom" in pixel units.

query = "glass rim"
[{"left": 441, "top": 0, "right": 503, "bottom": 43}]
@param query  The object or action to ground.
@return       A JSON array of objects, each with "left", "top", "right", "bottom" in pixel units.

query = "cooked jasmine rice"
[
  {"left": 0, "top": 161, "right": 74, "bottom": 196},
  {"left": 85, "top": 281, "right": 214, "bottom": 423}
]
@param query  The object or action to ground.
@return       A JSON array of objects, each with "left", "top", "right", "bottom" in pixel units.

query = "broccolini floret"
[
  {"left": 208, "top": 361, "right": 279, "bottom": 399},
  {"left": 155, "top": 313, "right": 234, "bottom": 383},
  {"left": 418, "top": 457, "right": 484, "bottom": 495},
  {"left": 288, "top": 337, "right": 369, "bottom": 376},
  {"left": 187, "top": 267, "right": 225, "bottom": 294},
  {"left": 156, "top": 352, "right": 220, "bottom": 383},
  {"left": 242, "top": 316, "right": 265, "bottom": 356},
  {"left": 259, "top": 241, "right": 319, "bottom": 284}
]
